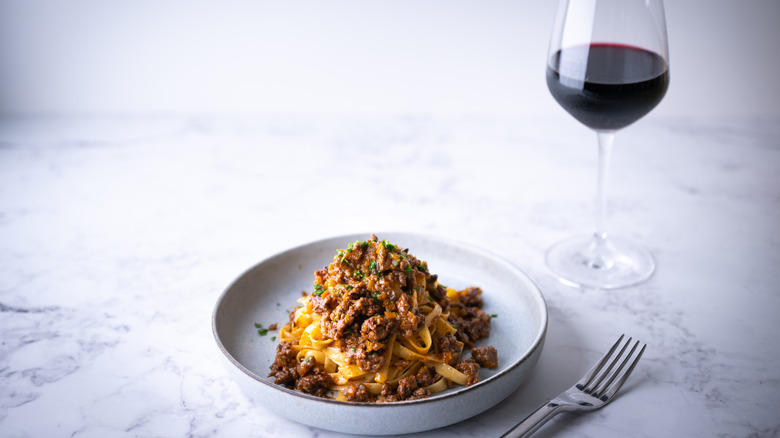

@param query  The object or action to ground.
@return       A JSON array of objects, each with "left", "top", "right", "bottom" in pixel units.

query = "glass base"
[{"left": 546, "top": 234, "right": 655, "bottom": 289}]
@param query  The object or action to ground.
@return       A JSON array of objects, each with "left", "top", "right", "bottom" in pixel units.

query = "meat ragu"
[{"left": 268, "top": 234, "right": 498, "bottom": 402}]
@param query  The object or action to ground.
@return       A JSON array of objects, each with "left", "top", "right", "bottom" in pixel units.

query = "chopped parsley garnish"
[
  {"left": 381, "top": 240, "right": 397, "bottom": 251},
  {"left": 490, "top": 314, "right": 498, "bottom": 318},
  {"left": 255, "top": 322, "right": 269, "bottom": 336},
  {"left": 313, "top": 284, "right": 326, "bottom": 295},
  {"left": 404, "top": 265, "right": 413, "bottom": 274},
  {"left": 337, "top": 249, "right": 352, "bottom": 265}
]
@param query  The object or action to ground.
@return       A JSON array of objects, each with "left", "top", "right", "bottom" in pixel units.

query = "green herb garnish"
[
  {"left": 253, "top": 322, "right": 272, "bottom": 336},
  {"left": 381, "top": 240, "right": 397, "bottom": 251}
]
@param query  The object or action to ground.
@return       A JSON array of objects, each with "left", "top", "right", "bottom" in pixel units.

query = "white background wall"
[{"left": 0, "top": 0, "right": 778, "bottom": 117}]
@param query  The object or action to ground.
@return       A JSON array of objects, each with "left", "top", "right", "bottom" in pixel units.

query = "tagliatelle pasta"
[{"left": 268, "top": 234, "right": 498, "bottom": 402}]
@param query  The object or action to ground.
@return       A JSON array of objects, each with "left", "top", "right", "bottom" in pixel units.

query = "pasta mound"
[{"left": 268, "top": 234, "right": 498, "bottom": 402}]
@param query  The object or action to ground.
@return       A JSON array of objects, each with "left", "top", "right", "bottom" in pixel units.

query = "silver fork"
[{"left": 501, "top": 334, "right": 646, "bottom": 438}]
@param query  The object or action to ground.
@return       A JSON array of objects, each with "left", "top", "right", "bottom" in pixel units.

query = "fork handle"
[{"left": 500, "top": 400, "right": 564, "bottom": 438}]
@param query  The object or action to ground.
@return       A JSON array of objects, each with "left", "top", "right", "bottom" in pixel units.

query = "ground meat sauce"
[
  {"left": 455, "top": 359, "right": 481, "bottom": 386},
  {"left": 472, "top": 346, "right": 499, "bottom": 369},
  {"left": 267, "top": 235, "right": 499, "bottom": 402}
]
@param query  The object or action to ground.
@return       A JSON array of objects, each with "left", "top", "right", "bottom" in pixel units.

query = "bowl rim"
[{"left": 212, "top": 231, "right": 548, "bottom": 408}]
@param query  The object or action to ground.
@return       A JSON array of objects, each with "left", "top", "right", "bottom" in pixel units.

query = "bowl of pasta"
[{"left": 213, "top": 232, "right": 547, "bottom": 435}]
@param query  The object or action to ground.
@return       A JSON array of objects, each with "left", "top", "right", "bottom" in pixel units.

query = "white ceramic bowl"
[{"left": 212, "top": 232, "right": 547, "bottom": 435}]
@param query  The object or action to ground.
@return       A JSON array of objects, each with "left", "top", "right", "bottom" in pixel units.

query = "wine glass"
[{"left": 545, "top": 0, "right": 670, "bottom": 289}]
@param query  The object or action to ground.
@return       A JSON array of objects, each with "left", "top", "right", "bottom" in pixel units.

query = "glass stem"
[{"left": 595, "top": 131, "right": 615, "bottom": 245}]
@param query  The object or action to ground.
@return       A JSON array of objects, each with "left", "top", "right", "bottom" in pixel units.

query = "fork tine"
[
  {"left": 584, "top": 336, "right": 632, "bottom": 394},
  {"left": 576, "top": 334, "right": 624, "bottom": 390},
  {"left": 597, "top": 342, "right": 646, "bottom": 401},
  {"left": 593, "top": 339, "right": 640, "bottom": 398}
]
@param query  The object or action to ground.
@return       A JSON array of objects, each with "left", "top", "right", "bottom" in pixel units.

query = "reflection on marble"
[{"left": 1, "top": 115, "right": 779, "bottom": 437}]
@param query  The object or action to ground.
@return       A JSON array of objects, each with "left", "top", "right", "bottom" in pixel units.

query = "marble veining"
[{"left": 1, "top": 114, "right": 779, "bottom": 437}]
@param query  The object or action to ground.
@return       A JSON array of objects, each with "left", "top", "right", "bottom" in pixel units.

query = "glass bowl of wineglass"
[{"left": 545, "top": 0, "right": 670, "bottom": 289}]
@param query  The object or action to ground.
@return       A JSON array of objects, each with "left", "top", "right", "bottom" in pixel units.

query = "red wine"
[{"left": 546, "top": 44, "right": 669, "bottom": 131}]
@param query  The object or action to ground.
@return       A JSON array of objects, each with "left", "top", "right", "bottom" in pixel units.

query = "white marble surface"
[{"left": 1, "top": 114, "right": 779, "bottom": 437}]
